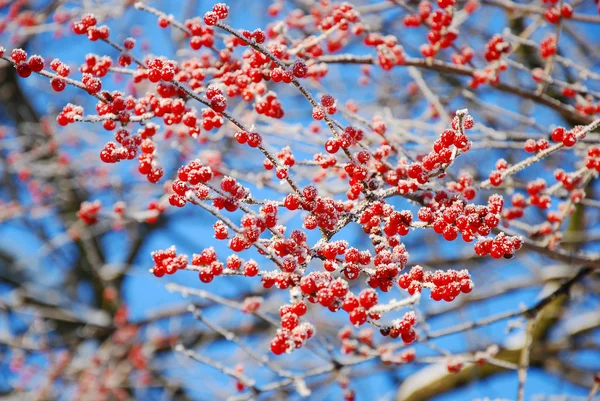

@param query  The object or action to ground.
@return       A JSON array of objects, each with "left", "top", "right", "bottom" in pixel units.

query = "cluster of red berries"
[
  {"left": 398, "top": 265, "right": 473, "bottom": 302},
  {"left": 421, "top": 16, "right": 458, "bottom": 59},
  {"left": 418, "top": 3, "right": 458, "bottom": 58},
  {"left": 94, "top": 91, "right": 137, "bottom": 130},
  {"left": 229, "top": 203, "right": 277, "bottom": 252},
  {"left": 324, "top": 244, "right": 372, "bottom": 281},
  {"left": 56, "top": 103, "right": 83, "bottom": 126},
  {"left": 297, "top": 272, "right": 351, "bottom": 311},
  {"left": 258, "top": 268, "right": 297, "bottom": 290},
  {"left": 318, "top": 2, "right": 360, "bottom": 31},
  {"left": 446, "top": 173, "right": 477, "bottom": 200},
  {"left": 100, "top": 129, "right": 140, "bottom": 163},
  {"left": 80, "top": 73, "right": 102, "bottom": 94},
  {"left": 502, "top": 193, "right": 526, "bottom": 221},
  {"left": 524, "top": 138, "right": 550, "bottom": 153},
  {"left": 544, "top": 3, "right": 573, "bottom": 23},
  {"left": 379, "top": 311, "right": 418, "bottom": 344},
  {"left": 292, "top": 186, "right": 348, "bottom": 231},
  {"left": 270, "top": 228, "right": 311, "bottom": 264},
  {"left": 451, "top": 46, "right": 475, "bottom": 66},
  {"left": 238, "top": 28, "right": 267, "bottom": 46},
  {"left": 277, "top": 302, "right": 308, "bottom": 332},
  {"left": 77, "top": 200, "right": 102, "bottom": 225},
  {"left": 540, "top": 34, "right": 557, "bottom": 58},
  {"left": 137, "top": 152, "right": 164, "bottom": 184},
  {"left": 345, "top": 154, "right": 385, "bottom": 200},
  {"left": 320, "top": 94, "right": 337, "bottom": 115},
  {"left": 573, "top": 97, "right": 600, "bottom": 116},
  {"left": 524, "top": 178, "right": 551, "bottom": 210},
  {"left": 197, "top": 108, "right": 222, "bottom": 131},
  {"left": 234, "top": 130, "right": 263, "bottom": 148},
  {"left": 363, "top": 33, "right": 406, "bottom": 70},
  {"left": 553, "top": 169, "right": 583, "bottom": 193},
  {"left": 141, "top": 57, "right": 178, "bottom": 85},
  {"left": 360, "top": 200, "right": 413, "bottom": 237},
  {"left": 263, "top": 146, "right": 295, "bottom": 179},
  {"left": 150, "top": 246, "right": 188, "bottom": 277},
  {"left": 403, "top": 1, "right": 431, "bottom": 27},
  {"left": 585, "top": 146, "right": 600, "bottom": 172},
  {"left": 72, "top": 14, "right": 109, "bottom": 41},
  {"left": 181, "top": 18, "right": 216, "bottom": 50},
  {"left": 269, "top": 321, "right": 315, "bottom": 355},
  {"left": 276, "top": 146, "right": 296, "bottom": 169},
  {"left": 203, "top": 3, "right": 229, "bottom": 26},
  {"left": 215, "top": 176, "right": 250, "bottom": 212},
  {"left": 266, "top": 68, "right": 297, "bottom": 86},
  {"left": 341, "top": 288, "right": 382, "bottom": 327},
  {"left": 314, "top": 153, "right": 337, "bottom": 169},
  {"left": 484, "top": 35, "right": 511, "bottom": 62},
  {"left": 80, "top": 54, "right": 112, "bottom": 78},
  {"left": 338, "top": 326, "right": 417, "bottom": 364},
  {"left": 488, "top": 157, "right": 510, "bottom": 186},
  {"left": 192, "top": 248, "right": 225, "bottom": 283},
  {"left": 9, "top": 49, "right": 44, "bottom": 78},
  {"left": 470, "top": 61, "right": 508, "bottom": 88},
  {"left": 398, "top": 114, "right": 473, "bottom": 193},
  {"left": 254, "top": 91, "right": 284, "bottom": 119},
  {"left": 550, "top": 126, "right": 580, "bottom": 147},
  {"left": 204, "top": 85, "right": 228, "bottom": 113},
  {"left": 474, "top": 233, "right": 522, "bottom": 259},
  {"left": 419, "top": 192, "right": 504, "bottom": 243},
  {"left": 170, "top": 160, "right": 214, "bottom": 206},
  {"left": 323, "top": 126, "right": 365, "bottom": 154},
  {"left": 366, "top": 232, "right": 408, "bottom": 286}
]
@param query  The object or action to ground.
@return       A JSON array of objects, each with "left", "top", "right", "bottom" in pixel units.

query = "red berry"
[
  {"left": 204, "top": 12, "right": 218, "bottom": 26},
  {"left": 545, "top": 7, "right": 560, "bottom": 23},
  {"left": 199, "top": 269, "right": 214, "bottom": 283},
  {"left": 358, "top": 289, "right": 378, "bottom": 309},
  {"left": 16, "top": 63, "right": 32, "bottom": 78},
  {"left": 158, "top": 16, "right": 170, "bottom": 28},
  {"left": 489, "top": 171, "right": 503, "bottom": 186},
  {"left": 27, "top": 55, "right": 44, "bottom": 72},
  {"left": 321, "top": 95, "right": 335, "bottom": 107},
  {"left": 524, "top": 139, "right": 537, "bottom": 153},
  {"left": 401, "top": 329, "right": 416, "bottom": 344},
  {"left": 210, "top": 95, "right": 227, "bottom": 112},
  {"left": 81, "top": 13, "right": 97, "bottom": 28},
  {"left": 51, "top": 77, "right": 66, "bottom": 92},
  {"left": 11, "top": 49, "right": 27, "bottom": 63},
  {"left": 349, "top": 308, "right": 367, "bottom": 326},
  {"left": 235, "top": 131, "right": 249, "bottom": 144},
  {"left": 551, "top": 127, "right": 565, "bottom": 142},
  {"left": 212, "top": 3, "right": 229, "bottom": 19},
  {"left": 284, "top": 194, "right": 301, "bottom": 210},
  {"left": 561, "top": 4, "right": 573, "bottom": 18},
  {"left": 291, "top": 60, "right": 308, "bottom": 78},
  {"left": 562, "top": 132, "right": 576, "bottom": 147},
  {"left": 292, "top": 302, "right": 307, "bottom": 316}
]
